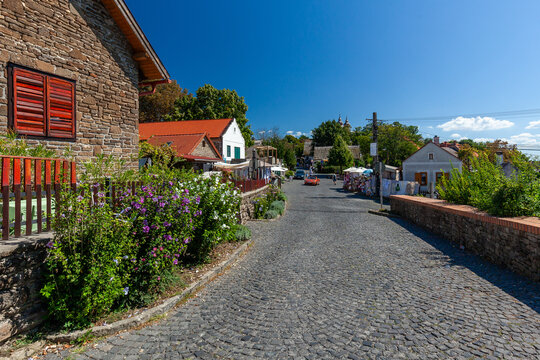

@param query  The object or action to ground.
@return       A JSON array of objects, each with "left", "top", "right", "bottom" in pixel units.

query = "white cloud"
[
  {"left": 506, "top": 132, "right": 540, "bottom": 145},
  {"left": 472, "top": 137, "right": 494, "bottom": 143},
  {"left": 286, "top": 130, "right": 310, "bottom": 137},
  {"left": 437, "top": 116, "right": 514, "bottom": 132},
  {"left": 450, "top": 133, "right": 463, "bottom": 139},
  {"left": 525, "top": 120, "right": 540, "bottom": 129}
]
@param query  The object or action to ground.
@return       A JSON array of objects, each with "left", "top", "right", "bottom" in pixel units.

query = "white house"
[
  {"left": 139, "top": 118, "right": 246, "bottom": 163},
  {"left": 402, "top": 140, "right": 462, "bottom": 192}
]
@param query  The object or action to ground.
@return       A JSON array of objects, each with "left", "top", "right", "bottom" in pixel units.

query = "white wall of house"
[
  {"left": 402, "top": 142, "right": 462, "bottom": 191},
  {"left": 221, "top": 118, "right": 245, "bottom": 162}
]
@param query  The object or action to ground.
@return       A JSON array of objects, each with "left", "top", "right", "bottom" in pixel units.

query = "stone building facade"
[{"left": 0, "top": 0, "right": 169, "bottom": 165}]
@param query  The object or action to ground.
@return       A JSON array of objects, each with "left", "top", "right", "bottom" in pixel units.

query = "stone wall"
[
  {"left": 0, "top": 0, "right": 140, "bottom": 166},
  {"left": 0, "top": 234, "right": 50, "bottom": 344},
  {"left": 239, "top": 185, "right": 270, "bottom": 224},
  {"left": 390, "top": 195, "right": 540, "bottom": 282}
]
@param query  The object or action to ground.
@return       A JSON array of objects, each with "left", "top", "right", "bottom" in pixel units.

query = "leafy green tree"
[
  {"left": 312, "top": 120, "right": 351, "bottom": 146},
  {"left": 378, "top": 122, "right": 422, "bottom": 167},
  {"left": 283, "top": 147, "right": 297, "bottom": 170},
  {"left": 167, "top": 84, "right": 254, "bottom": 146},
  {"left": 139, "top": 81, "right": 190, "bottom": 122},
  {"left": 328, "top": 135, "right": 354, "bottom": 172}
]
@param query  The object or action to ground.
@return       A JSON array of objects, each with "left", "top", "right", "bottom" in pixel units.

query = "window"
[
  {"left": 202, "top": 140, "right": 206, "bottom": 147},
  {"left": 414, "top": 172, "right": 428, "bottom": 186},
  {"left": 227, "top": 145, "right": 231, "bottom": 157},
  {"left": 8, "top": 64, "right": 76, "bottom": 139},
  {"left": 428, "top": 153, "right": 434, "bottom": 160},
  {"left": 234, "top": 146, "right": 240, "bottom": 159},
  {"left": 436, "top": 172, "right": 449, "bottom": 183}
]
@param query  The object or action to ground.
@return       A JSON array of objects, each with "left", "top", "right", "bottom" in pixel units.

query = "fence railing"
[
  {"left": 232, "top": 178, "right": 270, "bottom": 193},
  {"left": 1, "top": 156, "right": 76, "bottom": 240}
]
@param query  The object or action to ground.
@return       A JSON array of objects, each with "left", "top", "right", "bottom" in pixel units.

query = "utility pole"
[{"left": 370, "top": 112, "right": 380, "bottom": 199}]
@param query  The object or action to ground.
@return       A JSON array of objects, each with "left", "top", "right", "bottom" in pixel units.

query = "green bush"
[
  {"left": 285, "top": 170, "right": 294, "bottom": 178},
  {"left": 184, "top": 175, "right": 241, "bottom": 262},
  {"left": 264, "top": 209, "right": 279, "bottom": 219},
  {"left": 233, "top": 224, "right": 251, "bottom": 241},
  {"left": 276, "top": 192, "right": 287, "bottom": 202},
  {"left": 42, "top": 160, "right": 242, "bottom": 329},
  {"left": 438, "top": 153, "right": 540, "bottom": 217},
  {"left": 269, "top": 200, "right": 285, "bottom": 215}
]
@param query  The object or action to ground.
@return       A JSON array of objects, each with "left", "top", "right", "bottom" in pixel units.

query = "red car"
[{"left": 304, "top": 175, "right": 320, "bottom": 186}]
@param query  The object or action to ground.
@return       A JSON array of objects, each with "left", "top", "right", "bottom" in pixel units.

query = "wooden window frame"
[
  {"left": 436, "top": 171, "right": 449, "bottom": 183},
  {"left": 226, "top": 145, "right": 231, "bottom": 157},
  {"left": 428, "top": 153, "right": 434, "bottom": 160},
  {"left": 415, "top": 171, "right": 428, "bottom": 186},
  {"left": 8, "top": 63, "right": 76, "bottom": 141}
]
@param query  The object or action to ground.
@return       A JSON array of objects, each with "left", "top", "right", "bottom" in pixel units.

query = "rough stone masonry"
[{"left": 0, "top": 0, "right": 140, "bottom": 165}]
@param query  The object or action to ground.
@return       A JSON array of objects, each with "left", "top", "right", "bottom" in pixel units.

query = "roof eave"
[{"left": 101, "top": 0, "right": 170, "bottom": 81}]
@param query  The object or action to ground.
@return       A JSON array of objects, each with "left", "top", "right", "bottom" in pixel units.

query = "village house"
[
  {"left": 139, "top": 118, "right": 246, "bottom": 163},
  {"left": 313, "top": 145, "right": 362, "bottom": 162},
  {"left": 402, "top": 136, "right": 462, "bottom": 192},
  {"left": 0, "top": 0, "right": 169, "bottom": 166},
  {"left": 146, "top": 133, "right": 222, "bottom": 171}
]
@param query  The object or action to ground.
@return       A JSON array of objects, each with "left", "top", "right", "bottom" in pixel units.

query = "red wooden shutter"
[
  {"left": 48, "top": 77, "right": 75, "bottom": 138},
  {"left": 12, "top": 68, "right": 47, "bottom": 136}
]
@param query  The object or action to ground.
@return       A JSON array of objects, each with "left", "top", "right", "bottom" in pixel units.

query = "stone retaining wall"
[
  {"left": 0, "top": 234, "right": 51, "bottom": 344},
  {"left": 239, "top": 185, "right": 271, "bottom": 224},
  {"left": 390, "top": 195, "right": 540, "bottom": 282}
]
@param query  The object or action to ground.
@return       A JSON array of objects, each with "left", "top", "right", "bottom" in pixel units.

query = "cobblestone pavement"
[{"left": 46, "top": 180, "right": 540, "bottom": 359}]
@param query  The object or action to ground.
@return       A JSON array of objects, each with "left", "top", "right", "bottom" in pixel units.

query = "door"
[{"left": 234, "top": 147, "right": 241, "bottom": 159}]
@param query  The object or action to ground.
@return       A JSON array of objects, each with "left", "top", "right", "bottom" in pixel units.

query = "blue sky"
[{"left": 127, "top": 0, "right": 540, "bottom": 153}]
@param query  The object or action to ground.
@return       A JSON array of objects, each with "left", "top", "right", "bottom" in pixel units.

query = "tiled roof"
[
  {"left": 313, "top": 145, "right": 362, "bottom": 160},
  {"left": 139, "top": 119, "right": 233, "bottom": 140},
  {"left": 146, "top": 133, "right": 222, "bottom": 161}
]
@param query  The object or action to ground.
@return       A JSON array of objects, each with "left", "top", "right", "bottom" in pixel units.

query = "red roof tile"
[
  {"left": 146, "top": 133, "right": 222, "bottom": 161},
  {"left": 139, "top": 119, "right": 233, "bottom": 140}
]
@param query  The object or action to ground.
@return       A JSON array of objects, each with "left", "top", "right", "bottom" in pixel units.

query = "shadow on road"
[{"left": 388, "top": 216, "right": 540, "bottom": 315}]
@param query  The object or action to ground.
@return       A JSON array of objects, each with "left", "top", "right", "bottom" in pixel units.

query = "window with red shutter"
[
  {"left": 48, "top": 78, "right": 75, "bottom": 138},
  {"left": 9, "top": 64, "right": 76, "bottom": 140},
  {"left": 12, "top": 68, "right": 47, "bottom": 137}
]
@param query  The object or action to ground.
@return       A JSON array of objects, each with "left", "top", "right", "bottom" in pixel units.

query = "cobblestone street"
[{"left": 47, "top": 179, "right": 540, "bottom": 359}]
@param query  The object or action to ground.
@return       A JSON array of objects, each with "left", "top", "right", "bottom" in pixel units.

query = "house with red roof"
[
  {"left": 140, "top": 118, "right": 246, "bottom": 163},
  {"left": 146, "top": 133, "right": 222, "bottom": 170}
]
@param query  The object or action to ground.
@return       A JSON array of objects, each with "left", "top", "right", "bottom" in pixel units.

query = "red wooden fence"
[
  {"left": 232, "top": 178, "right": 270, "bottom": 193},
  {"left": 1, "top": 156, "right": 76, "bottom": 240}
]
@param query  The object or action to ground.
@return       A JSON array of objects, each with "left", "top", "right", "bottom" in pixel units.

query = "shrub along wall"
[
  {"left": 390, "top": 195, "right": 540, "bottom": 282},
  {"left": 239, "top": 185, "right": 270, "bottom": 224}
]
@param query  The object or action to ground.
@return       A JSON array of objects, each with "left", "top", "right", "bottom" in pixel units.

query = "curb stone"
[
  {"left": 367, "top": 209, "right": 400, "bottom": 218},
  {"left": 43, "top": 238, "right": 253, "bottom": 344}
]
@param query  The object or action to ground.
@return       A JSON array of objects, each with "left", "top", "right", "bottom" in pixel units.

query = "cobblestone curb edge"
[{"left": 44, "top": 238, "right": 253, "bottom": 343}]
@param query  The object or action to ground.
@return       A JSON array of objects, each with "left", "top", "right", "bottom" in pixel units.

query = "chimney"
[{"left": 433, "top": 135, "right": 440, "bottom": 145}]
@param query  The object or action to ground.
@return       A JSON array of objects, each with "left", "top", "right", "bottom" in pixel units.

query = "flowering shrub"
[
  {"left": 41, "top": 183, "right": 133, "bottom": 328},
  {"left": 181, "top": 175, "right": 241, "bottom": 261},
  {"left": 118, "top": 179, "right": 199, "bottom": 306},
  {"left": 42, "top": 162, "right": 242, "bottom": 328}
]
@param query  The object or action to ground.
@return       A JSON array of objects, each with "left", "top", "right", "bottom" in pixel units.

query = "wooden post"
[
  {"left": 35, "top": 160, "right": 42, "bottom": 234},
  {"left": 2, "top": 158, "right": 10, "bottom": 240},
  {"left": 45, "top": 160, "right": 52, "bottom": 231},
  {"left": 24, "top": 158, "right": 32, "bottom": 235},
  {"left": 13, "top": 158, "right": 21, "bottom": 237}
]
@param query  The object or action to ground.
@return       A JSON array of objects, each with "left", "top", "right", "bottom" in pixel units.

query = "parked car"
[
  {"left": 304, "top": 175, "right": 320, "bottom": 186},
  {"left": 293, "top": 170, "right": 306, "bottom": 179}
]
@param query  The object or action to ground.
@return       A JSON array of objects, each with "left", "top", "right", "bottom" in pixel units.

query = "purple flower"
[
  {"left": 77, "top": 195, "right": 84, "bottom": 202},
  {"left": 163, "top": 221, "right": 171, "bottom": 227},
  {"left": 195, "top": 196, "right": 201, "bottom": 205},
  {"left": 123, "top": 286, "right": 129, "bottom": 295},
  {"left": 97, "top": 192, "right": 105, "bottom": 198},
  {"left": 183, "top": 237, "right": 191, "bottom": 244},
  {"left": 113, "top": 259, "right": 119, "bottom": 265},
  {"left": 163, "top": 234, "right": 172, "bottom": 241},
  {"left": 159, "top": 202, "right": 166, "bottom": 208},
  {"left": 46, "top": 241, "right": 54, "bottom": 249},
  {"left": 173, "top": 259, "right": 178, "bottom": 265},
  {"left": 168, "top": 181, "right": 173, "bottom": 186},
  {"left": 142, "top": 225, "right": 150, "bottom": 233}
]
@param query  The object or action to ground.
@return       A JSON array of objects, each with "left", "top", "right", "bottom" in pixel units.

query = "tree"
[
  {"left": 139, "top": 81, "right": 190, "bottom": 123},
  {"left": 328, "top": 135, "right": 354, "bottom": 172},
  {"left": 351, "top": 122, "right": 423, "bottom": 167},
  {"left": 283, "top": 147, "right": 297, "bottom": 170},
  {"left": 167, "top": 84, "right": 254, "bottom": 146},
  {"left": 312, "top": 120, "right": 351, "bottom": 146}
]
